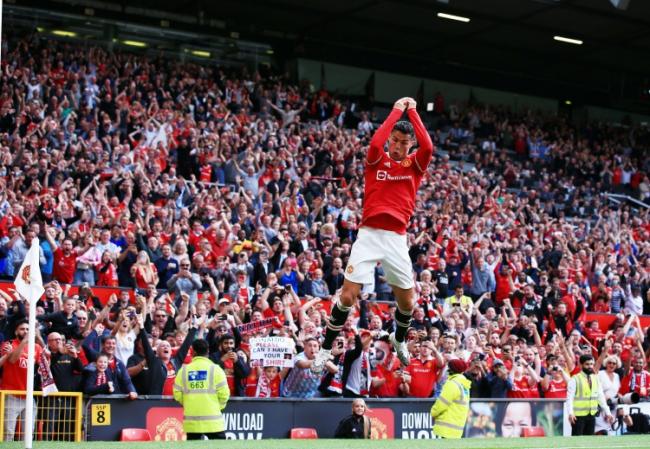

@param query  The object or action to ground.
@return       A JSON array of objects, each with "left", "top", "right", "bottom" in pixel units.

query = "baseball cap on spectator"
[
  {"left": 218, "top": 298, "right": 230, "bottom": 305},
  {"left": 448, "top": 359, "right": 467, "bottom": 374}
]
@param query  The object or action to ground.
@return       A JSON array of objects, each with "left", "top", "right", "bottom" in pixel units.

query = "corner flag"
[
  {"left": 14, "top": 239, "right": 45, "bottom": 303},
  {"left": 13, "top": 238, "right": 44, "bottom": 449}
]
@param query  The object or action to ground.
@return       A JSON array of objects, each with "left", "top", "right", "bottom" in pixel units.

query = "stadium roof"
[
  {"left": 216, "top": 0, "right": 650, "bottom": 108},
  {"left": 11, "top": 0, "right": 650, "bottom": 111}
]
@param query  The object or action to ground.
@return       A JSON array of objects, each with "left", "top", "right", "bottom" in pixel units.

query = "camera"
[{"left": 608, "top": 392, "right": 640, "bottom": 407}]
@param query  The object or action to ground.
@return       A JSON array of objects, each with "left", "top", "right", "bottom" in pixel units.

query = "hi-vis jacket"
[
  {"left": 430, "top": 373, "right": 471, "bottom": 439},
  {"left": 173, "top": 356, "right": 230, "bottom": 433},
  {"left": 567, "top": 371, "right": 609, "bottom": 417}
]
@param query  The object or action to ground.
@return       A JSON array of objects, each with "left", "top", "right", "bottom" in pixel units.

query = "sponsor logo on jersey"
[{"left": 376, "top": 170, "right": 412, "bottom": 181}]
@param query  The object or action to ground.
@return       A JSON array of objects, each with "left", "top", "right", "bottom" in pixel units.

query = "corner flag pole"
[
  {"left": 24, "top": 278, "right": 37, "bottom": 449},
  {"left": 14, "top": 238, "right": 45, "bottom": 449}
]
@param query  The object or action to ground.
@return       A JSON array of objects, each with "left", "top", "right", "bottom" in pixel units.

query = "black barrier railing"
[{"left": 85, "top": 396, "right": 567, "bottom": 441}]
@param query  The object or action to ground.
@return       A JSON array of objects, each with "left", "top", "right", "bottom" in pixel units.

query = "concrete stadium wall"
[
  {"left": 298, "top": 58, "right": 558, "bottom": 113},
  {"left": 298, "top": 58, "right": 650, "bottom": 123}
]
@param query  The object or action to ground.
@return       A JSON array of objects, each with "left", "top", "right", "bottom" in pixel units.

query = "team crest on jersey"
[
  {"left": 21, "top": 265, "right": 31, "bottom": 284},
  {"left": 401, "top": 158, "right": 412, "bottom": 168},
  {"left": 346, "top": 265, "right": 354, "bottom": 274}
]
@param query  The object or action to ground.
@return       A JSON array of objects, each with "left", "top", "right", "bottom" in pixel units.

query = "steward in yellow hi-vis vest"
[
  {"left": 430, "top": 359, "right": 471, "bottom": 439},
  {"left": 173, "top": 339, "right": 230, "bottom": 440},
  {"left": 567, "top": 354, "right": 613, "bottom": 436}
]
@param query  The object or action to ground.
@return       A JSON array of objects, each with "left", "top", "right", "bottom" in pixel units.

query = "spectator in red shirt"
[
  {"left": 209, "top": 229, "right": 232, "bottom": 259},
  {"left": 131, "top": 251, "right": 159, "bottom": 289},
  {"left": 51, "top": 239, "right": 77, "bottom": 285},
  {"left": 1, "top": 320, "right": 43, "bottom": 441},
  {"left": 96, "top": 251, "right": 119, "bottom": 287},
  {"left": 254, "top": 366, "right": 286, "bottom": 398},
  {"left": 369, "top": 338, "right": 402, "bottom": 398},
  {"left": 541, "top": 354, "right": 569, "bottom": 399},
  {"left": 494, "top": 263, "right": 515, "bottom": 306},
  {"left": 402, "top": 340, "right": 443, "bottom": 397},
  {"left": 620, "top": 357, "right": 650, "bottom": 400},
  {"left": 507, "top": 356, "right": 541, "bottom": 399}
]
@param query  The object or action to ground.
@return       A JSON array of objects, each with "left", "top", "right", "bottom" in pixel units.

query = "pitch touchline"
[{"left": 523, "top": 446, "right": 644, "bottom": 449}]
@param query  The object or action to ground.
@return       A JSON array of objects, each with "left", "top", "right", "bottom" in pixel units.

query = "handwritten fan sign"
[{"left": 250, "top": 337, "right": 295, "bottom": 368}]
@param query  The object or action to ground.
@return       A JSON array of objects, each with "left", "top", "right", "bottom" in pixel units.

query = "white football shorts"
[{"left": 344, "top": 226, "right": 414, "bottom": 290}]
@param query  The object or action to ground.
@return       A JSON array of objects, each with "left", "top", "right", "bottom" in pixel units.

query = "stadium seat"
[
  {"left": 120, "top": 428, "right": 152, "bottom": 441},
  {"left": 521, "top": 426, "right": 545, "bottom": 437},
  {"left": 290, "top": 427, "right": 318, "bottom": 439}
]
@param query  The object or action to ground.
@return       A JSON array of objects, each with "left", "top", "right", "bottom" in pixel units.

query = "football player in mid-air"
[{"left": 312, "top": 96, "right": 434, "bottom": 372}]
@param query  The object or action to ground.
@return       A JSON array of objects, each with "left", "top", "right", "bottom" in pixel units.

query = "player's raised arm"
[
  {"left": 367, "top": 98, "right": 407, "bottom": 165},
  {"left": 406, "top": 101, "right": 434, "bottom": 172}
]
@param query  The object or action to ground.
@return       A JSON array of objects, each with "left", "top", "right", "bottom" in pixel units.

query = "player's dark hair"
[
  {"left": 192, "top": 338, "right": 209, "bottom": 356},
  {"left": 393, "top": 120, "right": 414, "bottom": 137},
  {"left": 579, "top": 354, "right": 595, "bottom": 365}
]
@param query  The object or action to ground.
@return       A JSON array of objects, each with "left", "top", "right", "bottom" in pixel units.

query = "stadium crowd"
[{"left": 0, "top": 31, "right": 650, "bottom": 420}]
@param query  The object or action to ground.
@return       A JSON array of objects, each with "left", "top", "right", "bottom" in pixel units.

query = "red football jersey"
[
  {"left": 53, "top": 248, "right": 76, "bottom": 284},
  {"left": 361, "top": 108, "right": 434, "bottom": 234},
  {"left": 405, "top": 358, "right": 439, "bottom": 398},
  {"left": 1, "top": 340, "right": 43, "bottom": 391}
]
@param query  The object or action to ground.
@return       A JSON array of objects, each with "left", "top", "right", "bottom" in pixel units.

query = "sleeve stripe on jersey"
[
  {"left": 367, "top": 154, "right": 383, "bottom": 165},
  {"left": 414, "top": 156, "right": 428, "bottom": 173}
]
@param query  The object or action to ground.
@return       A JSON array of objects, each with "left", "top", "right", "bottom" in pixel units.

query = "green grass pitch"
[{"left": 5, "top": 435, "right": 650, "bottom": 449}]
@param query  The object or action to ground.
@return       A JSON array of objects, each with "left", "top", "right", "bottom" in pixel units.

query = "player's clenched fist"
[
  {"left": 393, "top": 97, "right": 417, "bottom": 111},
  {"left": 393, "top": 98, "right": 408, "bottom": 111}
]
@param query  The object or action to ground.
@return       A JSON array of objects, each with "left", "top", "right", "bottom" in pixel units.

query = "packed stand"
[{"left": 0, "top": 32, "right": 649, "bottom": 419}]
